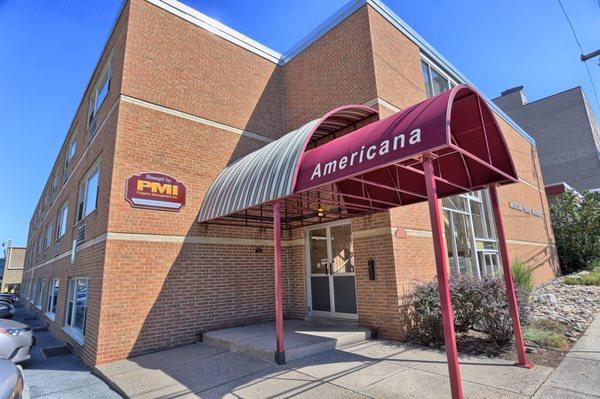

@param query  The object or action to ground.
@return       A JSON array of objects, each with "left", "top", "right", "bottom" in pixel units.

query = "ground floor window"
[
  {"left": 47, "top": 278, "right": 59, "bottom": 315},
  {"left": 66, "top": 277, "right": 88, "bottom": 338},
  {"left": 442, "top": 189, "right": 500, "bottom": 278},
  {"left": 36, "top": 279, "right": 46, "bottom": 308}
]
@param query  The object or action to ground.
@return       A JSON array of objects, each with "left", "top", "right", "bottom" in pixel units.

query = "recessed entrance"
[{"left": 305, "top": 220, "right": 357, "bottom": 320}]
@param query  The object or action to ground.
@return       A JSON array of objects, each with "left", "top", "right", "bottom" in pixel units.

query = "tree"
[{"left": 549, "top": 190, "right": 600, "bottom": 274}]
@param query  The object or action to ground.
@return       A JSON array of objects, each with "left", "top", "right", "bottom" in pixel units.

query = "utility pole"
[{"left": 581, "top": 49, "right": 600, "bottom": 62}]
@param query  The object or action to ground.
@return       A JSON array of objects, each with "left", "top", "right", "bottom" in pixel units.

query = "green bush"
[
  {"left": 410, "top": 275, "right": 530, "bottom": 345},
  {"left": 512, "top": 260, "right": 534, "bottom": 293},
  {"left": 549, "top": 190, "right": 600, "bottom": 274},
  {"left": 564, "top": 271, "right": 600, "bottom": 286},
  {"left": 588, "top": 259, "right": 600, "bottom": 273}
]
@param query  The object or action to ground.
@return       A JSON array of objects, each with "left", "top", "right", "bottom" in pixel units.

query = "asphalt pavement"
[{"left": 11, "top": 301, "right": 121, "bottom": 399}]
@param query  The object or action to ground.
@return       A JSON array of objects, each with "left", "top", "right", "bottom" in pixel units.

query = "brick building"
[
  {"left": 494, "top": 86, "right": 600, "bottom": 192},
  {"left": 1, "top": 241, "right": 25, "bottom": 294},
  {"left": 21, "top": 0, "right": 559, "bottom": 367}
]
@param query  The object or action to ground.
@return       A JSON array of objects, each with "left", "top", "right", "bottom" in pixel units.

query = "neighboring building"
[
  {"left": 21, "top": 0, "right": 559, "bottom": 367},
  {"left": 494, "top": 86, "right": 600, "bottom": 192},
  {"left": 1, "top": 241, "right": 25, "bottom": 293}
]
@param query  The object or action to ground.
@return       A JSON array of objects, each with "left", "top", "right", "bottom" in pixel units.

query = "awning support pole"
[
  {"left": 488, "top": 185, "right": 533, "bottom": 368},
  {"left": 273, "top": 200, "right": 286, "bottom": 365},
  {"left": 423, "top": 156, "right": 463, "bottom": 399}
]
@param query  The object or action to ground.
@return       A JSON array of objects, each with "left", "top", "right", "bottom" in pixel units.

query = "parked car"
[
  {"left": 0, "top": 319, "right": 34, "bottom": 363},
  {"left": 0, "top": 359, "right": 29, "bottom": 399},
  {"left": 0, "top": 303, "right": 14, "bottom": 319},
  {"left": 0, "top": 294, "right": 17, "bottom": 304}
]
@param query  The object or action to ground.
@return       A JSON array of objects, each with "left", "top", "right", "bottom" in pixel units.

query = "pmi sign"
[{"left": 125, "top": 172, "right": 186, "bottom": 211}]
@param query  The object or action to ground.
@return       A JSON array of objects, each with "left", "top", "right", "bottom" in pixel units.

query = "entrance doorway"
[{"left": 305, "top": 220, "right": 357, "bottom": 320}]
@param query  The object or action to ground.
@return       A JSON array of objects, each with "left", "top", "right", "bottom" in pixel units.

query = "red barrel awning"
[{"left": 199, "top": 85, "right": 518, "bottom": 228}]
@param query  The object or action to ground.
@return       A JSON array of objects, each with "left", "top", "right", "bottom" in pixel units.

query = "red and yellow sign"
[{"left": 125, "top": 172, "right": 186, "bottom": 211}]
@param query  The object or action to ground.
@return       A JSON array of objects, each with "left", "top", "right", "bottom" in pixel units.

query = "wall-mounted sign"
[
  {"left": 508, "top": 201, "right": 542, "bottom": 218},
  {"left": 125, "top": 172, "right": 186, "bottom": 211}
]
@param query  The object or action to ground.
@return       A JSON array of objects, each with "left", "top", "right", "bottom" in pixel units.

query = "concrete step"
[{"left": 203, "top": 320, "right": 371, "bottom": 363}]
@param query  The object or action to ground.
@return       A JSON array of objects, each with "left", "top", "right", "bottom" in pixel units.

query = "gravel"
[{"left": 530, "top": 274, "right": 600, "bottom": 339}]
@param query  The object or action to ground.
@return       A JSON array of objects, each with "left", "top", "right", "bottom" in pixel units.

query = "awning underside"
[{"left": 198, "top": 85, "right": 518, "bottom": 229}]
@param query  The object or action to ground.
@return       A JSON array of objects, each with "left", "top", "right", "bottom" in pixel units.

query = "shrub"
[
  {"left": 478, "top": 279, "right": 530, "bottom": 343},
  {"left": 450, "top": 274, "right": 486, "bottom": 332},
  {"left": 512, "top": 260, "right": 534, "bottom": 293},
  {"left": 410, "top": 281, "right": 444, "bottom": 344},
  {"left": 588, "top": 259, "right": 600, "bottom": 273},
  {"left": 410, "top": 275, "right": 530, "bottom": 345},
  {"left": 549, "top": 190, "right": 600, "bottom": 274}
]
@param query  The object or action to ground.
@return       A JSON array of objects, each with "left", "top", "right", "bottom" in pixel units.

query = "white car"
[
  {"left": 0, "top": 358, "right": 29, "bottom": 398},
  {"left": 0, "top": 319, "right": 34, "bottom": 363}
]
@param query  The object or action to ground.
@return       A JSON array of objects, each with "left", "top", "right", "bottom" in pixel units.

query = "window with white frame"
[
  {"left": 44, "top": 223, "right": 53, "bottom": 249},
  {"left": 67, "top": 136, "right": 77, "bottom": 166},
  {"left": 77, "top": 163, "right": 100, "bottom": 221},
  {"left": 66, "top": 277, "right": 88, "bottom": 338},
  {"left": 442, "top": 190, "right": 500, "bottom": 279},
  {"left": 87, "top": 61, "right": 111, "bottom": 129},
  {"left": 36, "top": 279, "right": 46, "bottom": 308},
  {"left": 56, "top": 201, "right": 69, "bottom": 239},
  {"left": 47, "top": 278, "right": 59, "bottom": 315},
  {"left": 421, "top": 58, "right": 457, "bottom": 98}
]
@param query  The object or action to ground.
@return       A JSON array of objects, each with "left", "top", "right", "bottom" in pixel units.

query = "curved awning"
[
  {"left": 198, "top": 105, "right": 378, "bottom": 222},
  {"left": 199, "top": 85, "right": 518, "bottom": 227}
]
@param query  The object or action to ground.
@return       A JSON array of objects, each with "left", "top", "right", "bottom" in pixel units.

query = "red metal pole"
[
  {"left": 488, "top": 185, "right": 533, "bottom": 368},
  {"left": 423, "top": 156, "right": 463, "bottom": 399},
  {"left": 273, "top": 200, "right": 286, "bottom": 364}
]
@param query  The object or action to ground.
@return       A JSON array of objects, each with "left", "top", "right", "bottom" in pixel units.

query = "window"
[
  {"left": 87, "top": 62, "right": 111, "bottom": 128},
  {"left": 36, "top": 280, "right": 46, "bottom": 308},
  {"left": 67, "top": 136, "right": 77, "bottom": 166},
  {"left": 47, "top": 279, "right": 59, "bottom": 315},
  {"left": 51, "top": 173, "right": 59, "bottom": 195},
  {"left": 66, "top": 278, "right": 88, "bottom": 340},
  {"left": 56, "top": 201, "right": 69, "bottom": 239},
  {"left": 421, "top": 59, "right": 456, "bottom": 98},
  {"left": 442, "top": 189, "right": 500, "bottom": 278},
  {"left": 77, "top": 164, "right": 100, "bottom": 221},
  {"left": 44, "top": 223, "right": 53, "bottom": 249}
]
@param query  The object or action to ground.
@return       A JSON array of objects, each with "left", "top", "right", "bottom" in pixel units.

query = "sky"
[{"left": 0, "top": 0, "right": 599, "bottom": 247}]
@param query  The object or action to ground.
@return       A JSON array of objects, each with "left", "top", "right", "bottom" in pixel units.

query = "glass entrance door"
[{"left": 306, "top": 221, "right": 357, "bottom": 319}]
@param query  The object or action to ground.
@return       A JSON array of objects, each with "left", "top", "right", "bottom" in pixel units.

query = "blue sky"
[{"left": 0, "top": 0, "right": 598, "bottom": 247}]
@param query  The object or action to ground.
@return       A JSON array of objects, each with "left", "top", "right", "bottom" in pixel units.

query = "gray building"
[{"left": 493, "top": 86, "right": 600, "bottom": 192}]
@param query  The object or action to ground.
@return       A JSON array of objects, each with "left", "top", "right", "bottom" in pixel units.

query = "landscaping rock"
[
  {"left": 530, "top": 277, "right": 600, "bottom": 340},
  {"left": 525, "top": 346, "right": 538, "bottom": 353}
]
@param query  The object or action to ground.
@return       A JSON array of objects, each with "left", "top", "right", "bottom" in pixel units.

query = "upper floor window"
[
  {"left": 44, "top": 223, "right": 53, "bottom": 249},
  {"left": 87, "top": 61, "right": 112, "bottom": 133},
  {"left": 65, "top": 135, "right": 77, "bottom": 176},
  {"left": 77, "top": 163, "right": 100, "bottom": 221},
  {"left": 57, "top": 201, "right": 69, "bottom": 239},
  {"left": 51, "top": 173, "right": 59, "bottom": 195},
  {"left": 421, "top": 58, "right": 457, "bottom": 98}
]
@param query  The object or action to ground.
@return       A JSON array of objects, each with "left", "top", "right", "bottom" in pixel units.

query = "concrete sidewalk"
[
  {"left": 532, "top": 313, "right": 600, "bottom": 398},
  {"left": 96, "top": 336, "right": 556, "bottom": 398}
]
